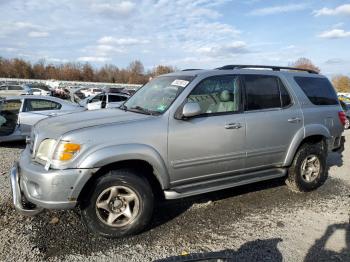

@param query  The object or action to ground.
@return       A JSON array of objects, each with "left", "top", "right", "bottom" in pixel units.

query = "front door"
[
  {"left": 0, "top": 99, "right": 22, "bottom": 137},
  {"left": 168, "top": 75, "right": 246, "bottom": 185}
]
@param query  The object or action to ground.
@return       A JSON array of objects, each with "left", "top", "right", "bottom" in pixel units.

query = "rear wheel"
[
  {"left": 81, "top": 169, "right": 154, "bottom": 238},
  {"left": 286, "top": 142, "right": 327, "bottom": 192}
]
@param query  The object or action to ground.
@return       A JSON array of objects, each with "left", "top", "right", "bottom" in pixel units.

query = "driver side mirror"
[{"left": 182, "top": 102, "right": 201, "bottom": 118}]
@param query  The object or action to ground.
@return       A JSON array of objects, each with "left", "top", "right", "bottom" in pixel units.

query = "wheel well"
[
  {"left": 78, "top": 160, "right": 165, "bottom": 203},
  {"left": 298, "top": 135, "right": 327, "bottom": 152}
]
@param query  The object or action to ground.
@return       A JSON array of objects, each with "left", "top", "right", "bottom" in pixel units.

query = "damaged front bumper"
[
  {"left": 10, "top": 163, "right": 43, "bottom": 216},
  {"left": 9, "top": 147, "right": 97, "bottom": 216}
]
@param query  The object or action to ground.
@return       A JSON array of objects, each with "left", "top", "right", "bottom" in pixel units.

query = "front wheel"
[
  {"left": 286, "top": 142, "right": 327, "bottom": 192},
  {"left": 80, "top": 169, "right": 154, "bottom": 238}
]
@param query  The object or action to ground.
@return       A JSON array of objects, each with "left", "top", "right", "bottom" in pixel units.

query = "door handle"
[
  {"left": 288, "top": 117, "right": 301, "bottom": 123},
  {"left": 225, "top": 123, "right": 242, "bottom": 129}
]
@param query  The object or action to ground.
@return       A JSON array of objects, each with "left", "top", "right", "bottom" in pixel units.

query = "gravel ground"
[{"left": 0, "top": 132, "right": 349, "bottom": 262}]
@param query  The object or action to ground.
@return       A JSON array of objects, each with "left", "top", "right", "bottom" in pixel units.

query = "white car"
[
  {"left": 31, "top": 88, "right": 51, "bottom": 96},
  {"left": 80, "top": 88, "right": 103, "bottom": 98},
  {"left": 82, "top": 92, "right": 130, "bottom": 110},
  {"left": 0, "top": 95, "right": 84, "bottom": 142}
]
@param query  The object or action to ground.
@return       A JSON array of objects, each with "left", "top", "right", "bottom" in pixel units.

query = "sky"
[{"left": 0, "top": 0, "right": 349, "bottom": 77}]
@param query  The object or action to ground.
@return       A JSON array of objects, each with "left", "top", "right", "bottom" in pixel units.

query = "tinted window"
[
  {"left": 109, "top": 95, "right": 127, "bottom": 102},
  {"left": 188, "top": 75, "right": 241, "bottom": 115},
  {"left": 24, "top": 99, "right": 61, "bottom": 112},
  {"left": 0, "top": 86, "right": 7, "bottom": 90},
  {"left": 279, "top": 81, "right": 292, "bottom": 107},
  {"left": 294, "top": 77, "right": 338, "bottom": 105},
  {"left": 244, "top": 75, "right": 282, "bottom": 111}
]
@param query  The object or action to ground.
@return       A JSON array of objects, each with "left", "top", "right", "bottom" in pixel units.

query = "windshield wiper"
[{"left": 129, "top": 106, "right": 156, "bottom": 116}]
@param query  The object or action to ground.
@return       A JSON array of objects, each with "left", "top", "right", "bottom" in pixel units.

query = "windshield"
[{"left": 123, "top": 75, "right": 194, "bottom": 115}]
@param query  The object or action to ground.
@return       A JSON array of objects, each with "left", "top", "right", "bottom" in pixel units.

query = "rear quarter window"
[{"left": 294, "top": 77, "right": 338, "bottom": 105}]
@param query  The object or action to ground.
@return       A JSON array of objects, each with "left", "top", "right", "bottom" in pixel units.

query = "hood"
[{"left": 34, "top": 108, "right": 152, "bottom": 139}]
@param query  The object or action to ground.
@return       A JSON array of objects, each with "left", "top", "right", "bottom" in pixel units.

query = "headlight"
[
  {"left": 52, "top": 141, "right": 81, "bottom": 161},
  {"left": 36, "top": 139, "right": 56, "bottom": 162}
]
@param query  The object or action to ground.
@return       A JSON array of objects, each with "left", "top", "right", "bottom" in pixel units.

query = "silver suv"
[{"left": 10, "top": 65, "right": 345, "bottom": 238}]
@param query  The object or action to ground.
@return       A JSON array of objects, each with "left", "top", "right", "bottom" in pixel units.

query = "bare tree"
[{"left": 290, "top": 57, "right": 320, "bottom": 73}]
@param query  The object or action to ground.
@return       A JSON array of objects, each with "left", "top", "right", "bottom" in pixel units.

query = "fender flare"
[
  {"left": 78, "top": 144, "right": 170, "bottom": 189},
  {"left": 283, "top": 124, "right": 331, "bottom": 166}
]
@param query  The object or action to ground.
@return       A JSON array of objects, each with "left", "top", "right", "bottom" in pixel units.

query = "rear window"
[{"left": 294, "top": 77, "right": 338, "bottom": 105}]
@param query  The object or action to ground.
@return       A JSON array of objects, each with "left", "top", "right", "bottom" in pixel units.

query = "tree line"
[
  {"left": 0, "top": 56, "right": 349, "bottom": 92},
  {"left": 0, "top": 57, "right": 175, "bottom": 84}
]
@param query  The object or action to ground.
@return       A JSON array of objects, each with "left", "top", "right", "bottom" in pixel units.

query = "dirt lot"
[{"left": 0, "top": 132, "right": 349, "bottom": 261}]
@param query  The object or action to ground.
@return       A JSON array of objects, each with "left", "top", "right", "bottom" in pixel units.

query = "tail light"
[{"left": 338, "top": 111, "right": 346, "bottom": 126}]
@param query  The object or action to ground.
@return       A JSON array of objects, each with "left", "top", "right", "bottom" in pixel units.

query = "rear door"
[
  {"left": 19, "top": 98, "right": 62, "bottom": 136},
  {"left": 243, "top": 74, "right": 303, "bottom": 170}
]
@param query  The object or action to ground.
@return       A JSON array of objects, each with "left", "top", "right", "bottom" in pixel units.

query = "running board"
[{"left": 164, "top": 168, "right": 286, "bottom": 200}]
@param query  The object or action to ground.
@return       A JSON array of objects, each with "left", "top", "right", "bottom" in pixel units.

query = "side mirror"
[{"left": 182, "top": 102, "right": 201, "bottom": 118}]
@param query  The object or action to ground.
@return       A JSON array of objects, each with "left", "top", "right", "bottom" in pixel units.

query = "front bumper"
[
  {"left": 10, "top": 163, "right": 44, "bottom": 216},
  {"left": 9, "top": 147, "right": 97, "bottom": 215}
]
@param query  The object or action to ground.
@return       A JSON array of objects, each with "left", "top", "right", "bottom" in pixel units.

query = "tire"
[
  {"left": 345, "top": 118, "right": 350, "bottom": 129},
  {"left": 286, "top": 142, "right": 327, "bottom": 192},
  {"left": 80, "top": 169, "right": 154, "bottom": 238}
]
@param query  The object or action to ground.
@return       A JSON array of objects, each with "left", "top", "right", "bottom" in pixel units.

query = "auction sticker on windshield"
[{"left": 171, "top": 79, "right": 189, "bottom": 87}]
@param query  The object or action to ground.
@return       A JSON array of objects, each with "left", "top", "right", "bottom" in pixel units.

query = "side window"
[
  {"left": 0, "top": 86, "right": 7, "bottom": 90},
  {"left": 279, "top": 80, "right": 292, "bottom": 107},
  {"left": 243, "top": 75, "right": 283, "bottom": 111},
  {"left": 8, "top": 86, "right": 22, "bottom": 90},
  {"left": 0, "top": 100, "right": 22, "bottom": 112},
  {"left": 294, "top": 77, "right": 338, "bottom": 105},
  {"left": 109, "top": 95, "right": 128, "bottom": 102},
  {"left": 24, "top": 99, "right": 61, "bottom": 112},
  {"left": 90, "top": 94, "right": 103, "bottom": 103},
  {"left": 188, "top": 75, "right": 241, "bottom": 115}
]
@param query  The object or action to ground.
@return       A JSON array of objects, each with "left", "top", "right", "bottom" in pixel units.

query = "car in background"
[
  {"left": 80, "top": 87, "right": 102, "bottom": 97},
  {"left": 340, "top": 100, "right": 350, "bottom": 129},
  {"left": 0, "top": 95, "right": 84, "bottom": 142},
  {"left": 24, "top": 84, "right": 51, "bottom": 96},
  {"left": 81, "top": 92, "right": 130, "bottom": 110},
  {"left": 31, "top": 88, "right": 51, "bottom": 96},
  {"left": 0, "top": 85, "right": 33, "bottom": 97}
]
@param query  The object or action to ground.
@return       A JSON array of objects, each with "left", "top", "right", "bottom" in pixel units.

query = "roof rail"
[
  {"left": 182, "top": 69, "right": 202, "bottom": 71},
  {"left": 215, "top": 65, "right": 318, "bottom": 74}
]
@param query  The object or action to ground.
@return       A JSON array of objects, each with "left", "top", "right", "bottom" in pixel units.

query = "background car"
[
  {"left": 24, "top": 84, "right": 51, "bottom": 96},
  {"left": 0, "top": 85, "right": 33, "bottom": 97},
  {"left": 81, "top": 92, "right": 130, "bottom": 110},
  {"left": 340, "top": 100, "right": 350, "bottom": 129},
  {"left": 0, "top": 95, "right": 84, "bottom": 142},
  {"left": 80, "top": 87, "right": 102, "bottom": 97}
]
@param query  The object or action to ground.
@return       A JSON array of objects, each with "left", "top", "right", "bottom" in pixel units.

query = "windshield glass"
[{"left": 123, "top": 75, "right": 194, "bottom": 114}]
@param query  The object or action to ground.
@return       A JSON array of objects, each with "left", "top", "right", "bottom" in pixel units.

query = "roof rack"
[
  {"left": 216, "top": 65, "right": 318, "bottom": 74},
  {"left": 182, "top": 69, "right": 202, "bottom": 71}
]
